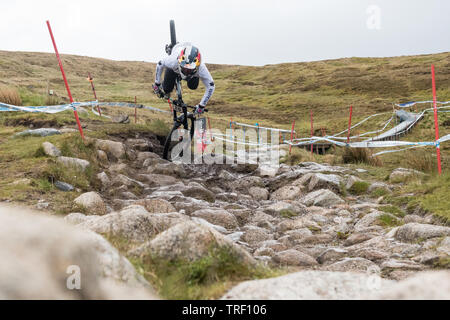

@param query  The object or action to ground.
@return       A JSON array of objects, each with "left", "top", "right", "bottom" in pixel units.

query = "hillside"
[
  {"left": 1, "top": 50, "right": 449, "bottom": 133},
  {"left": 0, "top": 50, "right": 449, "bottom": 300}
]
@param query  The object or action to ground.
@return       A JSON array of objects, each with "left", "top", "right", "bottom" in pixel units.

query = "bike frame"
[{"left": 170, "top": 76, "right": 195, "bottom": 138}]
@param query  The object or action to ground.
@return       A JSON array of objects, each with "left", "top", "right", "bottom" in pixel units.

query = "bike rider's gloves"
[
  {"left": 152, "top": 83, "right": 164, "bottom": 97},
  {"left": 194, "top": 104, "right": 205, "bottom": 115}
]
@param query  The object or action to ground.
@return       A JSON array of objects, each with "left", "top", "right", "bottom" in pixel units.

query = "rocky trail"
[{"left": 1, "top": 129, "right": 449, "bottom": 299}]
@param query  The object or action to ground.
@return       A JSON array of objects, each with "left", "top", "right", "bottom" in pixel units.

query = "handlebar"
[{"left": 169, "top": 98, "right": 208, "bottom": 113}]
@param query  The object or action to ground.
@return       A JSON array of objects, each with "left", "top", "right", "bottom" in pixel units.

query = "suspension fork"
[{"left": 175, "top": 77, "right": 189, "bottom": 130}]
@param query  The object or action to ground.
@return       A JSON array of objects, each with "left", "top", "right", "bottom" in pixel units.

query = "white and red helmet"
[{"left": 178, "top": 45, "right": 201, "bottom": 80}]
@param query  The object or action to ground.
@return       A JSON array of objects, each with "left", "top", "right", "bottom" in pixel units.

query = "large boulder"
[
  {"left": 353, "top": 211, "right": 384, "bottom": 232},
  {"left": 182, "top": 184, "right": 216, "bottom": 203},
  {"left": 135, "top": 198, "right": 176, "bottom": 214},
  {"left": 248, "top": 187, "right": 270, "bottom": 201},
  {"left": 95, "top": 139, "right": 126, "bottom": 160},
  {"left": 301, "top": 189, "right": 344, "bottom": 207},
  {"left": 74, "top": 192, "right": 107, "bottom": 215},
  {"left": 131, "top": 221, "right": 256, "bottom": 265},
  {"left": 272, "top": 249, "right": 318, "bottom": 267},
  {"left": 191, "top": 208, "right": 239, "bottom": 229},
  {"left": 395, "top": 223, "right": 450, "bottom": 242},
  {"left": 270, "top": 185, "right": 302, "bottom": 201},
  {"left": 371, "top": 271, "right": 450, "bottom": 300},
  {"left": 71, "top": 206, "right": 188, "bottom": 244},
  {"left": 242, "top": 226, "right": 275, "bottom": 245},
  {"left": 221, "top": 271, "right": 391, "bottom": 300},
  {"left": 0, "top": 204, "right": 157, "bottom": 299},
  {"left": 308, "top": 173, "right": 343, "bottom": 193}
]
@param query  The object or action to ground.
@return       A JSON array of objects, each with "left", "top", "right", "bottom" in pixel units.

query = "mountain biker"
[{"left": 152, "top": 43, "right": 215, "bottom": 114}]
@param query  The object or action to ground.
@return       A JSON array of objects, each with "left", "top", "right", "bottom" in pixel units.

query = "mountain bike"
[{"left": 160, "top": 20, "right": 208, "bottom": 161}]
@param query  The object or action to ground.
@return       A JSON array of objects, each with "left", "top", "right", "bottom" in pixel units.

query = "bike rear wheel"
[{"left": 170, "top": 20, "right": 177, "bottom": 47}]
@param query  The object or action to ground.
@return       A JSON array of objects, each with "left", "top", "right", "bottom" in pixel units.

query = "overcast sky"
[{"left": 0, "top": 0, "right": 448, "bottom": 66}]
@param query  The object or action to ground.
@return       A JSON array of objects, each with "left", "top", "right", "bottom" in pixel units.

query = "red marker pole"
[
  {"left": 431, "top": 65, "right": 442, "bottom": 175},
  {"left": 310, "top": 111, "right": 314, "bottom": 154},
  {"left": 46, "top": 20, "right": 85, "bottom": 140},
  {"left": 347, "top": 105, "right": 353, "bottom": 144},
  {"left": 88, "top": 72, "right": 101, "bottom": 116},
  {"left": 289, "top": 120, "right": 295, "bottom": 155},
  {"left": 134, "top": 96, "right": 137, "bottom": 123}
]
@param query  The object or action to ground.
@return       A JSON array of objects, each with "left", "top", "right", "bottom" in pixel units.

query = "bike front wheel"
[{"left": 163, "top": 123, "right": 195, "bottom": 161}]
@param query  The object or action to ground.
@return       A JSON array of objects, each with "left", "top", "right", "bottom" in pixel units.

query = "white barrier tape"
[
  {"left": 396, "top": 101, "right": 450, "bottom": 108},
  {"left": 0, "top": 100, "right": 168, "bottom": 115},
  {"left": 213, "top": 135, "right": 272, "bottom": 147},
  {"left": 0, "top": 101, "right": 98, "bottom": 113},
  {"left": 285, "top": 133, "right": 450, "bottom": 150},
  {"left": 231, "top": 121, "right": 295, "bottom": 134},
  {"left": 332, "top": 112, "right": 389, "bottom": 137},
  {"left": 373, "top": 145, "right": 426, "bottom": 156}
]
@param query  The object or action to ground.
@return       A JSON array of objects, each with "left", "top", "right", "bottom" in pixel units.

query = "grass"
[
  {"left": 280, "top": 209, "right": 298, "bottom": 219},
  {"left": 377, "top": 214, "right": 403, "bottom": 228},
  {"left": 403, "top": 172, "right": 450, "bottom": 222},
  {"left": 0, "top": 86, "right": 22, "bottom": 105},
  {"left": 107, "top": 233, "right": 283, "bottom": 300},
  {"left": 379, "top": 205, "right": 406, "bottom": 218},
  {"left": 371, "top": 187, "right": 390, "bottom": 198},
  {"left": 0, "top": 108, "right": 169, "bottom": 214},
  {"left": 342, "top": 147, "right": 382, "bottom": 167},
  {"left": 348, "top": 181, "right": 370, "bottom": 195}
]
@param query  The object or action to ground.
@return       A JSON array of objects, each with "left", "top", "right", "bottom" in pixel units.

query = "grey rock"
[
  {"left": 138, "top": 174, "right": 178, "bottom": 187},
  {"left": 42, "top": 142, "right": 61, "bottom": 157},
  {"left": 344, "top": 233, "right": 374, "bottom": 247},
  {"left": 191, "top": 209, "right": 239, "bottom": 229},
  {"left": 95, "top": 139, "right": 126, "bottom": 160},
  {"left": 112, "top": 113, "right": 130, "bottom": 124},
  {"left": 371, "top": 271, "right": 450, "bottom": 300},
  {"left": 0, "top": 205, "right": 157, "bottom": 299},
  {"left": 76, "top": 206, "right": 188, "bottom": 244},
  {"left": 135, "top": 198, "right": 176, "bottom": 214},
  {"left": 395, "top": 223, "right": 450, "bottom": 242},
  {"left": 15, "top": 128, "right": 61, "bottom": 137},
  {"left": 270, "top": 185, "right": 302, "bottom": 201},
  {"left": 97, "top": 150, "right": 109, "bottom": 164},
  {"left": 317, "top": 248, "right": 348, "bottom": 264},
  {"left": 131, "top": 221, "right": 256, "bottom": 264},
  {"left": 302, "top": 189, "right": 344, "bottom": 207},
  {"left": 273, "top": 249, "right": 318, "bottom": 266},
  {"left": 242, "top": 226, "right": 274, "bottom": 245},
  {"left": 346, "top": 175, "right": 362, "bottom": 190},
  {"left": 221, "top": 271, "right": 391, "bottom": 300},
  {"left": 74, "top": 192, "right": 107, "bottom": 215},
  {"left": 57, "top": 156, "right": 90, "bottom": 171},
  {"left": 248, "top": 187, "right": 270, "bottom": 201},
  {"left": 182, "top": 185, "right": 216, "bottom": 203},
  {"left": 55, "top": 181, "right": 74, "bottom": 192},
  {"left": 390, "top": 168, "right": 425, "bottom": 183},
  {"left": 326, "top": 257, "right": 380, "bottom": 273},
  {"left": 308, "top": 173, "right": 342, "bottom": 193},
  {"left": 97, "top": 172, "right": 111, "bottom": 189}
]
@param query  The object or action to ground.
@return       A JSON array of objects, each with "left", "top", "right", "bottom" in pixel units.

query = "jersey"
[{"left": 155, "top": 42, "right": 215, "bottom": 106}]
